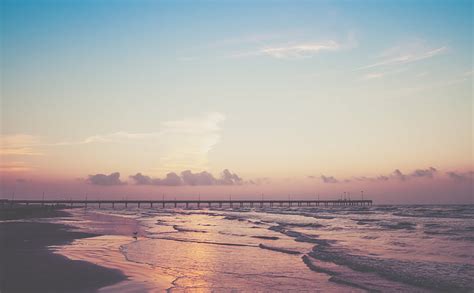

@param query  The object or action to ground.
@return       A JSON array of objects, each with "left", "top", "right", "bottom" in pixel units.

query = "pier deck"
[{"left": 1, "top": 199, "right": 372, "bottom": 208}]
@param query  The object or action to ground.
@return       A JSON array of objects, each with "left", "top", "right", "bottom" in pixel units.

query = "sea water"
[{"left": 58, "top": 205, "right": 474, "bottom": 292}]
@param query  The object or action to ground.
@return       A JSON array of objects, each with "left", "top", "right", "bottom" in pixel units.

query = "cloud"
[
  {"left": 447, "top": 171, "right": 473, "bottom": 183},
  {"left": 384, "top": 167, "right": 438, "bottom": 181},
  {"left": 62, "top": 113, "right": 226, "bottom": 171},
  {"left": 230, "top": 31, "right": 357, "bottom": 59},
  {"left": 321, "top": 175, "right": 339, "bottom": 183},
  {"left": 359, "top": 41, "right": 447, "bottom": 70},
  {"left": 324, "top": 167, "right": 440, "bottom": 183},
  {"left": 248, "top": 177, "right": 271, "bottom": 185},
  {"left": 391, "top": 167, "right": 437, "bottom": 181},
  {"left": 392, "top": 169, "right": 407, "bottom": 181},
  {"left": 0, "top": 162, "right": 32, "bottom": 172},
  {"left": 259, "top": 41, "right": 341, "bottom": 59},
  {"left": 361, "top": 72, "right": 386, "bottom": 80},
  {"left": 0, "top": 134, "right": 42, "bottom": 156},
  {"left": 160, "top": 172, "right": 183, "bottom": 186},
  {"left": 180, "top": 169, "right": 244, "bottom": 185},
  {"left": 353, "top": 175, "right": 390, "bottom": 182},
  {"left": 5, "top": 113, "right": 226, "bottom": 174},
  {"left": 129, "top": 173, "right": 154, "bottom": 185},
  {"left": 410, "top": 167, "right": 437, "bottom": 178},
  {"left": 181, "top": 170, "right": 216, "bottom": 185},
  {"left": 130, "top": 172, "right": 182, "bottom": 186},
  {"left": 87, "top": 172, "right": 126, "bottom": 186},
  {"left": 360, "top": 67, "right": 408, "bottom": 81},
  {"left": 219, "top": 169, "right": 243, "bottom": 185},
  {"left": 130, "top": 169, "right": 244, "bottom": 186}
]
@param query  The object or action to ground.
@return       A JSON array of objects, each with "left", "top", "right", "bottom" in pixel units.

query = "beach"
[
  {"left": 0, "top": 206, "right": 174, "bottom": 292},
  {"left": 1, "top": 0, "right": 472, "bottom": 292},
  {"left": 2, "top": 204, "right": 474, "bottom": 292},
  {"left": 0, "top": 207, "right": 126, "bottom": 292}
]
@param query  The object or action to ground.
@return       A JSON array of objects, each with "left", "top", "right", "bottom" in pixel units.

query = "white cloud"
[
  {"left": 73, "top": 112, "right": 226, "bottom": 172},
  {"left": 156, "top": 112, "right": 226, "bottom": 171},
  {"left": 360, "top": 67, "right": 408, "bottom": 81},
  {"left": 361, "top": 72, "right": 386, "bottom": 80},
  {"left": 0, "top": 134, "right": 42, "bottom": 156},
  {"left": 359, "top": 41, "right": 447, "bottom": 70},
  {"left": 259, "top": 41, "right": 341, "bottom": 59},
  {"left": 1, "top": 113, "right": 227, "bottom": 173},
  {"left": 221, "top": 31, "right": 357, "bottom": 60}
]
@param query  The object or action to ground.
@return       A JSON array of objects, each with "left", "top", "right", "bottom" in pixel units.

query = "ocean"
[{"left": 52, "top": 204, "right": 474, "bottom": 292}]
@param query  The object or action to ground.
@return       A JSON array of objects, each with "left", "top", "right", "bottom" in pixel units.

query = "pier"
[{"left": 1, "top": 199, "right": 372, "bottom": 208}]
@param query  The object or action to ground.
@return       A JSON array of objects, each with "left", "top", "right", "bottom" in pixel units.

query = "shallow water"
[{"left": 55, "top": 205, "right": 474, "bottom": 292}]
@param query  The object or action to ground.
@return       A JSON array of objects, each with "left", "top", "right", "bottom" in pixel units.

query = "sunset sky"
[{"left": 1, "top": 0, "right": 472, "bottom": 203}]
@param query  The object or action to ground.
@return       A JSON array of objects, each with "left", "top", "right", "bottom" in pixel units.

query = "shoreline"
[
  {"left": 0, "top": 207, "right": 127, "bottom": 292},
  {"left": 56, "top": 208, "right": 174, "bottom": 292}
]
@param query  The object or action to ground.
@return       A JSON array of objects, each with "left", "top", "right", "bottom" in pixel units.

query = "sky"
[{"left": 0, "top": 0, "right": 472, "bottom": 203}]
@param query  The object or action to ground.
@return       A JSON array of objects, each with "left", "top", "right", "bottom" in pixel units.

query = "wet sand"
[
  {"left": 0, "top": 207, "right": 126, "bottom": 292},
  {"left": 55, "top": 209, "right": 174, "bottom": 292},
  {"left": 56, "top": 235, "right": 174, "bottom": 292}
]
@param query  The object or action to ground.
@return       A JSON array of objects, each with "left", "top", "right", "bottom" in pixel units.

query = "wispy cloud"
[
  {"left": 318, "top": 167, "right": 441, "bottom": 184},
  {"left": 0, "top": 134, "right": 42, "bottom": 156},
  {"left": 361, "top": 72, "right": 386, "bottom": 81},
  {"left": 259, "top": 41, "right": 341, "bottom": 59},
  {"left": 0, "top": 162, "right": 32, "bottom": 172},
  {"left": 51, "top": 112, "right": 226, "bottom": 147},
  {"left": 2, "top": 113, "right": 226, "bottom": 173},
  {"left": 230, "top": 41, "right": 341, "bottom": 59},
  {"left": 248, "top": 177, "right": 271, "bottom": 185},
  {"left": 360, "top": 67, "right": 408, "bottom": 81},
  {"left": 81, "top": 112, "right": 226, "bottom": 172},
  {"left": 359, "top": 41, "right": 447, "bottom": 70},
  {"left": 229, "top": 31, "right": 357, "bottom": 59},
  {"left": 446, "top": 171, "right": 473, "bottom": 183},
  {"left": 371, "top": 167, "right": 438, "bottom": 181}
]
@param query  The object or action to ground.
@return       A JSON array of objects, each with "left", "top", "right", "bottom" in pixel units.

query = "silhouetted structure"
[{"left": 2, "top": 198, "right": 372, "bottom": 208}]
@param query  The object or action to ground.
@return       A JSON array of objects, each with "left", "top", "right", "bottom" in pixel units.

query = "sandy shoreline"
[
  {"left": 55, "top": 209, "right": 174, "bottom": 292},
  {"left": 0, "top": 207, "right": 127, "bottom": 292},
  {"left": 0, "top": 206, "right": 175, "bottom": 292}
]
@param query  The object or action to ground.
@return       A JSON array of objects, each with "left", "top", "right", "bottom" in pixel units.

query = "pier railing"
[{"left": 1, "top": 199, "right": 372, "bottom": 208}]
